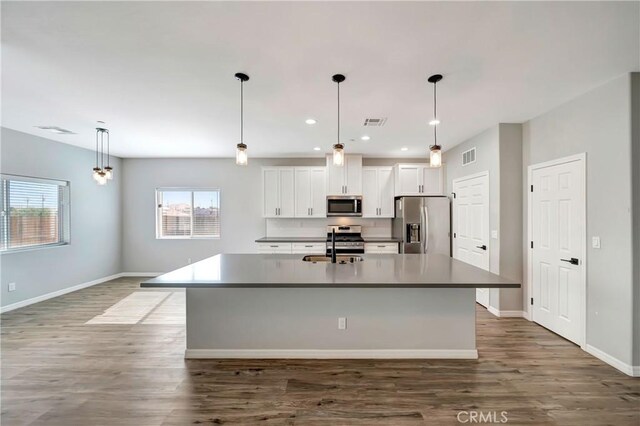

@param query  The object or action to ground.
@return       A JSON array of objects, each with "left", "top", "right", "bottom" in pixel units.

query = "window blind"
[
  {"left": 1, "top": 175, "right": 70, "bottom": 252},
  {"left": 156, "top": 189, "right": 220, "bottom": 239}
]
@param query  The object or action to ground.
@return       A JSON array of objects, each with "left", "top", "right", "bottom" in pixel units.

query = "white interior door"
[
  {"left": 531, "top": 157, "right": 584, "bottom": 345},
  {"left": 453, "top": 172, "right": 490, "bottom": 307}
]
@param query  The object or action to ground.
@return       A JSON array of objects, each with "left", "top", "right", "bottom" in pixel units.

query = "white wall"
[
  {"left": 522, "top": 73, "right": 636, "bottom": 367},
  {"left": 632, "top": 73, "right": 640, "bottom": 367},
  {"left": 121, "top": 157, "right": 426, "bottom": 273},
  {"left": 0, "top": 128, "right": 122, "bottom": 308}
]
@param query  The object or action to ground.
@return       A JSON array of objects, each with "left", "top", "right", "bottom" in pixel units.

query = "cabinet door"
[
  {"left": 279, "top": 168, "right": 296, "bottom": 217},
  {"left": 396, "top": 165, "right": 421, "bottom": 195},
  {"left": 326, "top": 155, "right": 345, "bottom": 195},
  {"left": 361, "top": 167, "right": 379, "bottom": 217},
  {"left": 378, "top": 167, "right": 395, "bottom": 217},
  {"left": 422, "top": 166, "right": 443, "bottom": 195},
  {"left": 344, "top": 155, "right": 362, "bottom": 195},
  {"left": 309, "top": 168, "right": 326, "bottom": 217},
  {"left": 263, "top": 168, "right": 280, "bottom": 217},
  {"left": 294, "top": 168, "right": 311, "bottom": 217}
]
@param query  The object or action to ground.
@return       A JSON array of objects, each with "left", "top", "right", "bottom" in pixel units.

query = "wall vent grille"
[
  {"left": 363, "top": 118, "right": 387, "bottom": 127},
  {"left": 462, "top": 147, "right": 476, "bottom": 166}
]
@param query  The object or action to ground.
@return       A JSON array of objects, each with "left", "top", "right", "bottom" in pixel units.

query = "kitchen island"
[{"left": 142, "top": 253, "right": 519, "bottom": 359}]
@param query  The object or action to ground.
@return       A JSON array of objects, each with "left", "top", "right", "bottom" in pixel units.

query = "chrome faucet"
[{"left": 331, "top": 229, "right": 337, "bottom": 263}]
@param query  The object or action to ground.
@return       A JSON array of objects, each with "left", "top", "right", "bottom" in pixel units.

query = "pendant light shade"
[
  {"left": 332, "top": 143, "right": 344, "bottom": 166},
  {"left": 427, "top": 74, "right": 443, "bottom": 168},
  {"left": 92, "top": 124, "right": 113, "bottom": 185},
  {"left": 234, "top": 72, "right": 250, "bottom": 166},
  {"left": 332, "top": 74, "right": 346, "bottom": 166}
]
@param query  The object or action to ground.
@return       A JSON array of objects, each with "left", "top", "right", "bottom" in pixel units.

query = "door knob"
[
  {"left": 560, "top": 257, "right": 579, "bottom": 265},
  {"left": 476, "top": 245, "right": 487, "bottom": 250}
]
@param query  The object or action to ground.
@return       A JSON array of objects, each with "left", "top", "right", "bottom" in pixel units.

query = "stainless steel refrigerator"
[{"left": 392, "top": 196, "right": 451, "bottom": 255}]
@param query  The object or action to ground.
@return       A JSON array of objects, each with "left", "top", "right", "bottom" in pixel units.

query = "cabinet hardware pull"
[
  {"left": 270, "top": 245, "right": 278, "bottom": 248},
  {"left": 310, "top": 207, "right": 313, "bottom": 215}
]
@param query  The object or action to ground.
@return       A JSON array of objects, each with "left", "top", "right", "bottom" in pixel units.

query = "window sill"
[{"left": 0, "top": 242, "right": 70, "bottom": 255}]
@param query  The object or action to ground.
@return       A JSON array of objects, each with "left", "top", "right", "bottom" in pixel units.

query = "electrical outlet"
[
  {"left": 8, "top": 282, "right": 16, "bottom": 292},
  {"left": 187, "top": 258, "right": 192, "bottom": 264},
  {"left": 491, "top": 230, "right": 498, "bottom": 239},
  {"left": 592, "top": 236, "right": 601, "bottom": 249},
  {"left": 338, "top": 317, "right": 347, "bottom": 330}
]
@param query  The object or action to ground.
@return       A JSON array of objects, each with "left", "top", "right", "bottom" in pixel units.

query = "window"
[
  {"left": 156, "top": 189, "right": 220, "bottom": 239},
  {"left": 0, "top": 175, "right": 70, "bottom": 252}
]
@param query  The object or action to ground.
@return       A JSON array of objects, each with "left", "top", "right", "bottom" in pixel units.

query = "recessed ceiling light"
[
  {"left": 313, "top": 147, "right": 321, "bottom": 151},
  {"left": 35, "top": 126, "right": 76, "bottom": 135},
  {"left": 401, "top": 147, "right": 409, "bottom": 151},
  {"left": 305, "top": 118, "right": 317, "bottom": 125},
  {"left": 361, "top": 135, "right": 371, "bottom": 141}
]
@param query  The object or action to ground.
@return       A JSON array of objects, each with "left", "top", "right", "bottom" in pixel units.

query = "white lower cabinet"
[
  {"left": 364, "top": 242, "right": 399, "bottom": 254},
  {"left": 291, "top": 242, "right": 326, "bottom": 254},
  {"left": 257, "top": 243, "right": 292, "bottom": 254}
]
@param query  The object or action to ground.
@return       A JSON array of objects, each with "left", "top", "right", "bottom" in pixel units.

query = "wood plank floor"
[{"left": 2, "top": 277, "right": 638, "bottom": 425}]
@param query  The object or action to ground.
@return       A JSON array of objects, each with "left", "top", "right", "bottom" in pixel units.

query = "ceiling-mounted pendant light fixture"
[
  {"left": 332, "top": 74, "right": 346, "bottom": 166},
  {"left": 92, "top": 123, "right": 112, "bottom": 185},
  {"left": 234, "top": 72, "right": 250, "bottom": 166},
  {"left": 427, "top": 74, "right": 443, "bottom": 167}
]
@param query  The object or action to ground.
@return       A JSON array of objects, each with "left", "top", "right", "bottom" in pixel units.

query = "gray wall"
[
  {"left": 498, "top": 124, "right": 523, "bottom": 311},
  {"left": 0, "top": 128, "right": 122, "bottom": 308},
  {"left": 522, "top": 73, "right": 635, "bottom": 366},
  {"left": 121, "top": 156, "right": 428, "bottom": 273},
  {"left": 632, "top": 73, "right": 640, "bottom": 366}
]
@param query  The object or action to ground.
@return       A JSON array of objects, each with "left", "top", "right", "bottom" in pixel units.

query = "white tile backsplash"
[{"left": 265, "top": 218, "right": 392, "bottom": 238}]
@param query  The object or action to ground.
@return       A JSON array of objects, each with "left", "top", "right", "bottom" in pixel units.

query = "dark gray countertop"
[
  {"left": 141, "top": 253, "right": 520, "bottom": 289},
  {"left": 255, "top": 237, "right": 402, "bottom": 243}
]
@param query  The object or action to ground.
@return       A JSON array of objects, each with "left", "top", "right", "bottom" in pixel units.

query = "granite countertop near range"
[
  {"left": 255, "top": 237, "right": 402, "bottom": 243},
  {"left": 141, "top": 253, "right": 521, "bottom": 289}
]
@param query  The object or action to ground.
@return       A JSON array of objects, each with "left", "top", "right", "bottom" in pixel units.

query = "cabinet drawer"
[
  {"left": 257, "top": 243, "right": 292, "bottom": 254},
  {"left": 364, "top": 243, "right": 399, "bottom": 254},
  {"left": 291, "top": 242, "right": 326, "bottom": 254}
]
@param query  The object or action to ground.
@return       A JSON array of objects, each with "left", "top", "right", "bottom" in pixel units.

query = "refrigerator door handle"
[{"left": 422, "top": 205, "right": 430, "bottom": 253}]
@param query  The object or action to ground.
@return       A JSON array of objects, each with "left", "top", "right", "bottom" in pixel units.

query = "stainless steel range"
[{"left": 326, "top": 225, "right": 365, "bottom": 256}]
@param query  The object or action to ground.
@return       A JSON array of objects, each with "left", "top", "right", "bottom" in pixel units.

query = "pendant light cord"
[
  {"left": 95, "top": 129, "right": 99, "bottom": 168},
  {"left": 240, "top": 79, "right": 244, "bottom": 144},
  {"left": 433, "top": 81, "right": 437, "bottom": 146},
  {"left": 337, "top": 81, "right": 340, "bottom": 145}
]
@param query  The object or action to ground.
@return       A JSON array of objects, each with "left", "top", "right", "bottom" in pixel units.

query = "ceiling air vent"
[
  {"left": 462, "top": 147, "right": 476, "bottom": 166},
  {"left": 35, "top": 126, "right": 76, "bottom": 135},
  {"left": 363, "top": 118, "right": 387, "bottom": 127}
]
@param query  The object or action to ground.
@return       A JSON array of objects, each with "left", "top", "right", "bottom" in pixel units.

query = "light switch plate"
[
  {"left": 8, "top": 282, "right": 16, "bottom": 292},
  {"left": 491, "top": 230, "right": 498, "bottom": 239},
  {"left": 592, "top": 236, "right": 601, "bottom": 249}
]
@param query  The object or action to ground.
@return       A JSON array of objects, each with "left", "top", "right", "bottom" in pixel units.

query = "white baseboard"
[
  {"left": 1, "top": 272, "right": 162, "bottom": 314},
  {"left": 185, "top": 349, "right": 479, "bottom": 360},
  {"left": 487, "top": 306, "right": 526, "bottom": 318},
  {"left": 585, "top": 344, "right": 639, "bottom": 377},
  {"left": 1, "top": 273, "right": 123, "bottom": 314}
]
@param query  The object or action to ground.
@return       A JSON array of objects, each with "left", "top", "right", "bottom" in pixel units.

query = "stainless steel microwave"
[{"left": 326, "top": 196, "right": 362, "bottom": 217}]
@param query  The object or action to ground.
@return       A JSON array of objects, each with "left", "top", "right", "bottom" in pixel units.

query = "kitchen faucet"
[{"left": 331, "top": 229, "right": 337, "bottom": 263}]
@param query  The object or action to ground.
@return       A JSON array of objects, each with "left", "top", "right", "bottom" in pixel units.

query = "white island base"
[{"left": 185, "top": 287, "right": 477, "bottom": 359}]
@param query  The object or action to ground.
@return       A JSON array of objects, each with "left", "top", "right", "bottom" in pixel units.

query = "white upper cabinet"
[
  {"left": 394, "top": 164, "right": 443, "bottom": 196},
  {"left": 362, "top": 166, "right": 395, "bottom": 218},
  {"left": 294, "top": 167, "right": 326, "bottom": 217},
  {"left": 263, "top": 167, "right": 295, "bottom": 218},
  {"left": 326, "top": 154, "right": 362, "bottom": 195}
]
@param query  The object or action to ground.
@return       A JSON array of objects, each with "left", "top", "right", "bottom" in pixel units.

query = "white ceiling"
[{"left": 2, "top": 1, "right": 638, "bottom": 158}]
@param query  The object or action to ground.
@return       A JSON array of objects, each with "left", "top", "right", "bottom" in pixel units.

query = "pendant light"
[
  {"left": 428, "top": 74, "right": 443, "bottom": 167},
  {"left": 92, "top": 124, "right": 112, "bottom": 185},
  {"left": 235, "top": 72, "right": 249, "bottom": 166},
  {"left": 332, "top": 74, "right": 346, "bottom": 166}
]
